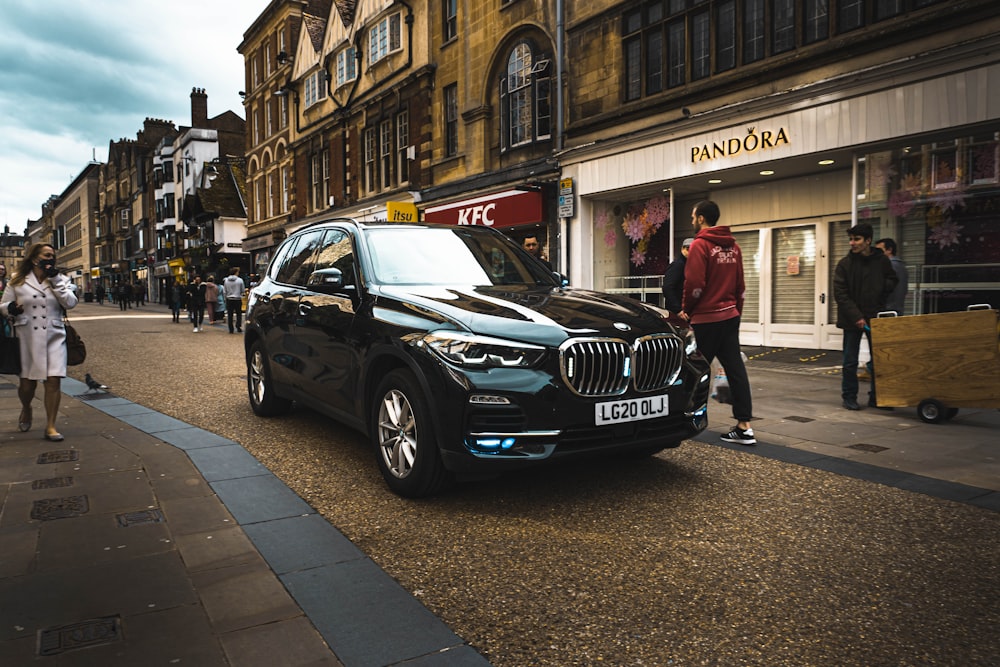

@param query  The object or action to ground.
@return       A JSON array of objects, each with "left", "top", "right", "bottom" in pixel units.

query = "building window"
[
  {"left": 875, "top": 0, "right": 905, "bottom": 21},
  {"left": 396, "top": 110, "right": 409, "bottom": 184},
  {"left": 445, "top": 84, "right": 458, "bottom": 157},
  {"left": 444, "top": 0, "right": 457, "bottom": 42},
  {"left": 336, "top": 46, "right": 357, "bottom": 88},
  {"left": 499, "top": 42, "right": 551, "bottom": 151},
  {"left": 312, "top": 149, "right": 330, "bottom": 211},
  {"left": 691, "top": 11, "right": 710, "bottom": 80},
  {"left": 369, "top": 12, "right": 402, "bottom": 64},
  {"left": 743, "top": 0, "right": 766, "bottom": 63},
  {"left": 380, "top": 120, "right": 393, "bottom": 188},
  {"left": 280, "top": 95, "right": 288, "bottom": 128},
  {"left": 267, "top": 171, "right": 276, "bottom": 218},
  {"left": 772, "top": 0, "right": 796, "bottom": 54},
  {"left": 266, "top": 100, "right": 273, "bottom": 137},
  {"left": 804, "top": 0, "right": 829, "bottom": 44},
  {"left": 364, "top": 127, "right": 377, "bottom": 193},
  {"left": 304, "top": 70, "right": 327, "bottom": 108},
  {"left": 716, "top": 0, "right": 736, "bottom": 71},
  {"left": 120, "top": 209, "right": 130, "bottom": 229},
  {"left": 281, "top": 165, "right": 290, "bottom": 213},
  {"left": 838, "top": 0, "right": 865, "bottom": 33}
]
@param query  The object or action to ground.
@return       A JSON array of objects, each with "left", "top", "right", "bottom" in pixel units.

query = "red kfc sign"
[{"left": 423, "top": 189, "right": 543, "bottom": 228}]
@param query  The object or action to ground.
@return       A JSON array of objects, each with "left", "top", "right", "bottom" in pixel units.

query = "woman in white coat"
[{"left": 0, "top": 243, "right": 78, "bottom": 441}]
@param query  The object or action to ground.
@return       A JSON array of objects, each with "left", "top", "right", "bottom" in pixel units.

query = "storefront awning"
[{"left": 423, "top": 189, "right": 543, "bottom": 228}]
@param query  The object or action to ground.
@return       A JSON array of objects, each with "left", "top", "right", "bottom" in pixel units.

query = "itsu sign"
[{"left": 423, "top": 189, "right": 543, "bottom": 229}]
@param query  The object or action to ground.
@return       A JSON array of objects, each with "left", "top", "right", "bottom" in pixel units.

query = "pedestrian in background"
[
  {"left": 681, "top": 200, "right": 755, "bottom": 445},
  {"left": 662, "top": 237, "right": 693, "bottom": 313},
  {"left": 185, "top": 275, "right": 206, "bottom": 332},
  {"left": 222, "top": 267, "right": 245, "bottom": 333},
  {"left": 834, "top": 223, "right": 898, "bottom": 410},
  {"left": 170, "top": 282, "right": 183, "bottom": 323},
  {"left": 875, "top": 238, "right": 907, "bottom": 315},
  {"left": 0, "top": 243, "right": 79, "bottom": 441},
  {"left": 204, "top": 275, "right": 219, "bottom": 324},
  {"left": 522, "top": 235, "right": 552, "bottom": 270},
  {"left": 95, "top": 282, "right": 105, "bottom": 305}
]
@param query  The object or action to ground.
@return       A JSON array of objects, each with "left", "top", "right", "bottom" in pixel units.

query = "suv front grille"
[{"left": 560, "top": 335, "right": 683, "bottom": 397}]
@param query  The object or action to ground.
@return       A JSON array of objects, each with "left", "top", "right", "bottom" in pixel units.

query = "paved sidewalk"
[
  {"left": 696, "top": 348, "right": 1000, "bottom": 511},
  {"left": 0, "top": 376, "right": 489, "bottom": 667},
  {"left": 1, "top": 352, "right": 996, "bottom": 665}
]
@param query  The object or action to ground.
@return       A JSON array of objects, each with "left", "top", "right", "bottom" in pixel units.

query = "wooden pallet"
[{"left": 870, "top": 309, "right": 1000, "bottom": 409}]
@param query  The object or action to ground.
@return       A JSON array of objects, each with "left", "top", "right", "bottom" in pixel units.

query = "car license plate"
[{"left": 595, "top": 394, "right": 669, "bottom": 425}]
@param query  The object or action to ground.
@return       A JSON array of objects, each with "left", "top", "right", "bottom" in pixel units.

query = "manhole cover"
[
  {"left": 31, "top": 495, "right": 89, "bottom": 521},
  {"left": 38, "top": 616, "right": 122, "bottom": 656},
  {"left": 32, "top": 476, "right": 74, "bottom": 490},
  {"left": 116, "top": 509, "right": 165, "bottom": 527},
  {"left": 37, "top": 450, "right": 79, "bottom": 464},
  {"left": 783, "top": 415, "right": 815, "bottom": 423},
  {"left": 849, "top": 443, "right": 889, "bottom": 453}
]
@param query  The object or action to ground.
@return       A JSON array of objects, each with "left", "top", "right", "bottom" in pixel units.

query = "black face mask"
[{"left": 39, "top": 259, "right": 58, "bottom": 277}]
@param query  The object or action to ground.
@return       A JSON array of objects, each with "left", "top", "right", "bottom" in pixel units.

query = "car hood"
[{"left": 373, "top": 284, "right": 678, "bottom": 347}]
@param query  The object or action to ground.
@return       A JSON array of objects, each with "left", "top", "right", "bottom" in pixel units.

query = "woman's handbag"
[
  {"left": 65, "top": 323, "right": 86, "bottom": 366},
  {"left": 0, "top": 326, "right": 21, "bottom": 375},
  {"left": 62, "top": 311, "right": 86, "bottom": 366}
]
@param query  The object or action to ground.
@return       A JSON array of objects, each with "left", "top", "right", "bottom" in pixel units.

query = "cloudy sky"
[{"left": 0, "top": 0, "right": 267, "bottom": 231}]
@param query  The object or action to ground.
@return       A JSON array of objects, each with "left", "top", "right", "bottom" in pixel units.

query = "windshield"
[{"left": 364, "top": 227, "right": 558, "bottom": 287}]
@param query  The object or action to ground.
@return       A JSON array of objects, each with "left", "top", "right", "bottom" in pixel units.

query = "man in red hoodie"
[{"left": 680, "top": 200, "right": 755, "bottom": 445}]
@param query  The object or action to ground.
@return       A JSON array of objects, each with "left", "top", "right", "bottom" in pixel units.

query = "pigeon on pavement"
[{"left": 85, "top": 373, "right": 108, "bottom": 392}]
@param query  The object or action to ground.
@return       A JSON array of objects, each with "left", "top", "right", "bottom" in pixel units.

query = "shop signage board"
[{"left": 424, "top": 189, "right": 543, "bottom": 228}]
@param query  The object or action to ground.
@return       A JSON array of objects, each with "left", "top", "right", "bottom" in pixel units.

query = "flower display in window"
[{"left": 619, "top": 196, "right": 669, "bottom": 267}]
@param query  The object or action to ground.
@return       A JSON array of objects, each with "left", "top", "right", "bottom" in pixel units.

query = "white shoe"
[{"left": 193, "top": 327, "right": 198, "bottom": 332}]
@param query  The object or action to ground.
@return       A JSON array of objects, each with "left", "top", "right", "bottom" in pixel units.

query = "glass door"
[{"left": 766, "top": 224, "right": 821, "bottom": 347}]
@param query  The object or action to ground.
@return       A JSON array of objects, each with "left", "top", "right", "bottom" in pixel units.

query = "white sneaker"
[{"left": 193, "top": 327, "right": 198, "bottom": 332}]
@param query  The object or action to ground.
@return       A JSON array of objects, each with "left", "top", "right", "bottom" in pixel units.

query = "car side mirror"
[
  {"left": 307, "top": 267, "right": 346, "bottom": 291},
  {"left": 552, "top": 271, "right": 569, "bottom": 287}
]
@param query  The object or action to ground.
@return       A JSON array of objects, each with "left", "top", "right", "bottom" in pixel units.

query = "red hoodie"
[{"left": 681, "top": 225, "right": 745, "bottom": 325}]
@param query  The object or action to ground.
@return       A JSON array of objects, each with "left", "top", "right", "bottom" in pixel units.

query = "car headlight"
[{"left": 421, "top": 331, "right": 546, "bottom": 368}]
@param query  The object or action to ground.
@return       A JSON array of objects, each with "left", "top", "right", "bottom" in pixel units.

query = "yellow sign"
[{"left": 387, "top": 201, "right": 418, "bottom": 223}]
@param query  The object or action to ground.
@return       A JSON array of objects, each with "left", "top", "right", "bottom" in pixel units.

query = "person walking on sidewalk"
[
  {"left": 203, "top": 275, "right": 219, "bottom": 324},
  {"left": 0, "top": 243, "right": 79, "bottom": 441},
  {"left": 662, "top": 237, "right": 693, "bottom": 313},
  {"left": 875, "top": 237, "right": 907, "bottom": 316},
  {"left": 680, "top": 200, "right": 755, "bottom": 445},
  {"left": 222, "top": 267, "right": 246, "bottom": 333},
  {"left": 834, "top": 223, "right": 898, "bottom": 410},
  {"left": 185, "top": 275, "right": 206, "bottom": 332}
]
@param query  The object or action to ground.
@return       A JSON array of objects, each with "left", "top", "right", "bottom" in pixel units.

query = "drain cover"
[
  {"left": 32, "top": 476, "right": 74, "bottom": 490},
  {"left": 116, "top": 509, "right": 165, "bottom": 527},
  {"left": 31, "top": 495, "right": 89, "bottom": 521},
  {"left": 37, "top": 450, "right": 79, "bottom": 464},
  {"left": 78, "top": 392, "right": 118, "bottom": 401},
  {"left": 783, "top": 415, "right": 815, "bottom": 423},
  {"left": 38, "top": 616, "right": 122, "bottom": 656},
  {"left": 849, "top": 443, "right": 889, "bottom": 453}
]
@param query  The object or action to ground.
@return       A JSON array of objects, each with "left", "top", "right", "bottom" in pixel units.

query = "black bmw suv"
[{"left": 245, "top": 219, "right": 710, "bottom": 497}]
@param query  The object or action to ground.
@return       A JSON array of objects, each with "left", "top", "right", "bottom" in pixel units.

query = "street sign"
[{"left": 559, "top": 178, "right": 574, "bottom": 218}]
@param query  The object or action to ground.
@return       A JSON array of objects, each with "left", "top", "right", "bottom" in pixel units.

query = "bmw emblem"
[{"left": 614, "top": 322, "right": 631, "bottom": 332}]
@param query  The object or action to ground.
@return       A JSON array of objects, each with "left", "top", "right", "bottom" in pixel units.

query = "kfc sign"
[{"left": 423, "top": 189, "right": 543, "bottom": 228}]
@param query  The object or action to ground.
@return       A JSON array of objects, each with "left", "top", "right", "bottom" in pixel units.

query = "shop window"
[
  {"left": 969, "top": 133, "right": 999, "bottom": 185},
  {"left": 931, "top": 142, "right": 958, "bottom": 191}
]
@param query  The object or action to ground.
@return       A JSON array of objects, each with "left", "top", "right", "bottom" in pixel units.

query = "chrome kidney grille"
[{"left": 559, "top": 334, "right": 683, "bottom": 397}]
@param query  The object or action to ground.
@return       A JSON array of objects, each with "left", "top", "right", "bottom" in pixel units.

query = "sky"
[{"left": 0, "top": 0, "right": 268, "bottom": 231}]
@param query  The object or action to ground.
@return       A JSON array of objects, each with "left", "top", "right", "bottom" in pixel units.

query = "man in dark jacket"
[
  {"left": 681, "top": 200, "right": 754, "bottom": 445},
  {"left": 834, "top": 223, "right": 899, "bottom": 410},
  {"left": 662, "top": 237, "right": 693, "bottom": 313}
]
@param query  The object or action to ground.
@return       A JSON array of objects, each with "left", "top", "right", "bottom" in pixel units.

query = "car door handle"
[{"left": 298, "top": 303, "right": 312, "bottom": 316}]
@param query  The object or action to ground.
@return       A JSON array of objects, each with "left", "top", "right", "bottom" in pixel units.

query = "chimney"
[{"left": 191, "top": 87, "right": 208, "bottom": 128}]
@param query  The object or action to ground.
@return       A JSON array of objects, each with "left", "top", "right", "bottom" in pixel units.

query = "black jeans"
[
  {"left": 692, "top": 316, "right": 753, "bottom": 423},
  {"left": 226, "top": 299, "right": 243, "bottom": 331}
]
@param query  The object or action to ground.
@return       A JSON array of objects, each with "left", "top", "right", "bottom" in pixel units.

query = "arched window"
[{"left": 500, "top": 41, "right": 551, "bottom": 152}]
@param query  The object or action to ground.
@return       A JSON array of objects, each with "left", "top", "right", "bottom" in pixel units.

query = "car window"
[
  {"left": 313, "top": 229, "right": 356, "bottom": 287},
  {"left": 275, "top": 230, "right": 325, "bottom": 286},
  {"left": 365, "top": 227, "right": 554, "bottom": 286}
]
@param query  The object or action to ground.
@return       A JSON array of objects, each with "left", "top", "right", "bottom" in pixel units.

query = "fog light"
[
  {"left": 469, "top": 394, "right": 511, "bottom": 405},
  {"left": 468, "top": 437, "right": 517, "bottom": 453}
]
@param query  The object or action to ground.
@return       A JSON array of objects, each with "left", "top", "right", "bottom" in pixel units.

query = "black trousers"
[
  {"left": 692, "top": 316, "right": 753, "bottom": 423},
  {"left": 226, "top": 298, "right": 243, "bottom": 331}
]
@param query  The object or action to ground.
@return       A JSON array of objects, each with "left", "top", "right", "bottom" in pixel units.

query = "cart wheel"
[
  {"left": 917, "top": 399, "right": 947, "bottom": 424},
  {"left": 945, "top": 407, "right": 959, "bottom": 421}
]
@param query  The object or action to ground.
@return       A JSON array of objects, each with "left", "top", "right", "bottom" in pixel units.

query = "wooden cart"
[{"left": 869, "top": 306, "right": 1000, "bottom": 423}]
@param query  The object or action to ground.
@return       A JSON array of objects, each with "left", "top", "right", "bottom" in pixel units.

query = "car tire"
[
  {"left": 247, "top": 339, "right": 292, "bottom": 417},
  {"left": 372, "top": 369, "right": 451, "bottom": 498}
]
